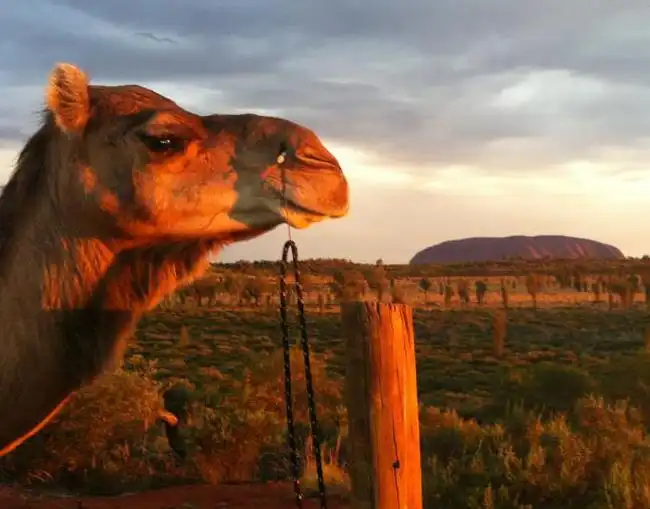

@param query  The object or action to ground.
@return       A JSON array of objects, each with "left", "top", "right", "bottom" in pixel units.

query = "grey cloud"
[{"left": 2, "top": 0, "right": 650, "bottom": 174}]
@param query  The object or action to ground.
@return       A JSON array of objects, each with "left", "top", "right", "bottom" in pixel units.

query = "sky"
[{"left": 2, "top": 1, "right": 650, "bottom": 263}]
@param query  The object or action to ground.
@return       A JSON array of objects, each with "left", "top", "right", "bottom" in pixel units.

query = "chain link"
[{"left": 280, "top": 239, "right": 327, "bottom": 509}]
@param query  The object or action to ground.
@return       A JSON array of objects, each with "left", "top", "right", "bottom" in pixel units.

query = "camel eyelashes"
[{"left": 138, "top": 133, "right": 186, "bottom": 154}]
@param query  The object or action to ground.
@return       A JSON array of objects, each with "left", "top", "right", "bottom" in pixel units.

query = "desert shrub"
[
  {"left": 596, "top": 355, "right": 650, "bottom": 423},
  {"left": 300, "top": 453, "right": 350, "bottom": 499},
  {"left": 499, "top": 362, "right": 597, "bottom": 417},
  {"left": 420, "top": 396, "right": 650, "bottom": 509},
  {"left": 0, "top": 361, "right": 184, "bottom": 494},
  {"left": 0, "top": 345, "right": 345, "bottom": 493},
  {"left": 184, "top": 346, "right": 345, "bottom": 484},
  {"left": 186, "top": 396, "right": 285, "bottom": 484}
]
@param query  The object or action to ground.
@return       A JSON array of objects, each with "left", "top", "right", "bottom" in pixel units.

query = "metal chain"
[{"left": 280, "top": 239, "right": 327, "bottom": 509}]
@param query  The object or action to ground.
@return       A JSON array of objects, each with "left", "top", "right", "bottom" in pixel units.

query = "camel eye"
[{"left": 139, "top": 133, "right": 185, "bottom": 154}]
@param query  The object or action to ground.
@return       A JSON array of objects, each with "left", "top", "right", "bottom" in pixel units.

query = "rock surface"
[{"left": 410, "top": 235, "right": 624, "bottom": 264}]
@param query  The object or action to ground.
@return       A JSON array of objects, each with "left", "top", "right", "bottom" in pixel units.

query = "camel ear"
[{"left": 46, "top": 63, "right": 91, "bottom": 133}]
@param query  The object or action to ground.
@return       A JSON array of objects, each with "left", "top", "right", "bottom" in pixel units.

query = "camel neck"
[{"left": 0, "top": 196, "right": 137, "bottom": 455}]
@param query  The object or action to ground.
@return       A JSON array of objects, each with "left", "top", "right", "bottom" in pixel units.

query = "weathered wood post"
[{"left": 341, "top": 301, "right": 423, "bottom": 509}]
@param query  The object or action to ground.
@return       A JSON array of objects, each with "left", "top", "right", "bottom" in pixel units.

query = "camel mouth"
[
  {"left": 280, "top": 198, "right": 329, "bottom": 230},
  {"left": 269, "top": 187, "right": 349, "bottom": 230}
]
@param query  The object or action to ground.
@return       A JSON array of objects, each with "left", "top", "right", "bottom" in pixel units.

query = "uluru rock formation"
[{"left": 410, "top": 235, "right": 624, "bottom": 264}]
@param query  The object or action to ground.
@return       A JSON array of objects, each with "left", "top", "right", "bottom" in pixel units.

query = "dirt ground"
[{"left": 0, "top": 483, "right": 349, "bottom": 509}]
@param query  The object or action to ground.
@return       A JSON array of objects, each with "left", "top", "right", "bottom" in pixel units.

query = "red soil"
[{"left": 0, "top": 483, "right": 349, "bottom": 509}]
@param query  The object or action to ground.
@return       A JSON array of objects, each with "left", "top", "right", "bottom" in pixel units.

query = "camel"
[{"left": 0, "top": 63, "right": 349, "bottom": 457}]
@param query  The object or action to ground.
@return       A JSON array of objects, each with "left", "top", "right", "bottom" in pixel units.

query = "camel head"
[
  {"left": 0, "top": 64, "right": 349, "bottom": 459},
  {"left": 45, "top": 63, "right": 349, "bottom": 245}
]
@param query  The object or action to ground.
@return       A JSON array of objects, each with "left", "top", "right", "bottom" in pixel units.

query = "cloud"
[
  {"left": 1, "top": 1, "right": 650, "bottom": 260},
  {"left": 4, "top": 1, "right": 650, "bottom": 171}
]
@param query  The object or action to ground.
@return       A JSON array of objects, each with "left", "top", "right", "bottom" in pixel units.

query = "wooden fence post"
[{"left": 341, "top": 301, "right": 423, "bottom": 509}]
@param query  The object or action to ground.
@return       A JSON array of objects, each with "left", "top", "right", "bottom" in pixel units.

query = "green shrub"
[
  {"left": 0, "top": 362, "right": 184, "bottom": 494},
  {"left": 420, "top": 396, "right": 650, "bottom": 509},
  {"left": 596, "top": 355, "right": 650, "bottom": 423},
  {"left": 184, "top": 346, "right": 345, "bottom": 484},
  {"left": 497, "top": 362, "right": 597, "bottom": 417}
]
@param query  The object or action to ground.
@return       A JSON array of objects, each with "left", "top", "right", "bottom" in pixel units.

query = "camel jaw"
[
  {"left": 271, "top": 188, "right": 350, "bottom": 230},
  {"left": 282, "top": 207, "right": 327, "bottom": 230}
]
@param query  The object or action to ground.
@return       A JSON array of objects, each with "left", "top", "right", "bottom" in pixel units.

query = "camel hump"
[{"left": 46, "top": 62, "right": 91, "bottom": 133}]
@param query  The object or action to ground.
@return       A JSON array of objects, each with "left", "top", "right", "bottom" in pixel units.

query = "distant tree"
[
  {"left": 331, "top": 270, "right": 366, "bottom": 302},
  {"left": 591, "top": 279, "right": 602, "bottom": 303},
  {"left": 223, "top": 274, "right": 246, "bottom": 306},
  {"left": 500, "top": 278, "right": 509, "bottom": 309},
  {"left": 526, "top": 273, "right": 540, "bottom": 310},
  {"left": 642, "top": 272, "right": 650, "bottom": 307},
  {"left": 626, "top": 274, "right": 641, "bottom": 307},
  {"left": 299, "top": 274, "right": 320, "bottom": 303},
  {"left": 475, "top": 280, "right": 488, "bottom": 305},
  {"left": 444, "top": 284, "right": 454, "bottom": 308},
  {"left": 364, "top": 262, "right": 389, "bottom": 302},
  {"left": 457, "top": 279, "right": 470, "bottom": 306},
  {"left": 571, "top": 272, "right": 582, "bottom": 292},
  {"left": 418, "top": 278, "right": 432, "bottom": 302},
  {"left": 243, "top": 277, "right": 267, "bottom": 306}
]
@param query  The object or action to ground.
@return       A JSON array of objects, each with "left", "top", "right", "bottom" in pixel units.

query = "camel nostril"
[
  {"left": 300, "top": 140, "right": 339, "bottom": 166},
  {"left": 299, "top": 151, "right": 341, "bottom": 171}
]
